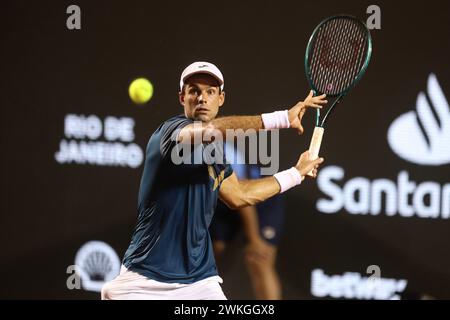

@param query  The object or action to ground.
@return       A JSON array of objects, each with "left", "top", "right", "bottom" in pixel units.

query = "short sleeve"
[
  {"left": 223, "top": 163, "right": 234, "bottom": 180},
  {"left": 159, "top": 115, "right": 192, "bottom": 158}
]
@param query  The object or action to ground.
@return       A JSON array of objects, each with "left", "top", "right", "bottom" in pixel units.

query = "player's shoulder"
[
  {"left": 158, "top": 114, "right": 192, "bottom": 132},
  {"left": 162, "top": 114, "right": 192, "bottom": 126},
  {"left": 164, "top": 114, "right": 189, "bottom": 124},
  {"left": 148, "top": 114, "right": 193, "bottom": 154},
  {"left": 151, "top": 114, "right": 190, "bottom": 135}
]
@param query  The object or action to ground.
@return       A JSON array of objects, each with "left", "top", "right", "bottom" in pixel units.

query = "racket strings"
[
  {"left": 308, "top": 17, "right": 368, "bottom": 95},
  {"left": 343, "top": 21, "right": 367, "bottom": 90},
  {"left": 323, "top": 19, "right": 365, "bottom": 93},
  {"left": 310, "top": 22, "right": 339, "bottom": 93},
  {"left": 323, "top": 19, "right": 347, "bottom": 93},
  {"left": 336, "top": 20, "right": 358, "bottom": 90},
  {"left": 327, "top": 20, "right": 365, "bottom": 93},
  {"left": 335, "top": 20, "right": 365, "bottom": 93},
  {"left": 315, "top": 21, "right": 333, "bottom": 92},
  {"left": 311, "top": 22, "right": 337, "bottom": 92}
]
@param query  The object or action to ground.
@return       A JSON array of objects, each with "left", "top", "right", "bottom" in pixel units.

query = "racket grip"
[{"left": 307, "top": 126, "right": 324, "bottom": 177}]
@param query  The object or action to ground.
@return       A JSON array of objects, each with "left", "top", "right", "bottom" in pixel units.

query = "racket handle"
[{"left": 307, "top": 126, "right": 324, "bottom": 177}]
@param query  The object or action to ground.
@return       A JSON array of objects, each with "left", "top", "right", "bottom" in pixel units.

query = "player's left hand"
[{"left": 288, "top": 90, "right": 327, "bottom": 134}]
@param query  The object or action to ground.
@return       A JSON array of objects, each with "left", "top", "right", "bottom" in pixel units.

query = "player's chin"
[{"left": 194, "top": 114, "right": 212, "bottom": 122}]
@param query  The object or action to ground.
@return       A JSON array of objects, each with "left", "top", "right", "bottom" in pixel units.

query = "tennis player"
[{"left": 101, "top": 61, "right": 326, "bottom": 300}]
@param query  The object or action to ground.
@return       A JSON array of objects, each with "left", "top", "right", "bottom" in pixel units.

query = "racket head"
[{"left": 305, "top": 15, "right": 372, "bottom": 98}]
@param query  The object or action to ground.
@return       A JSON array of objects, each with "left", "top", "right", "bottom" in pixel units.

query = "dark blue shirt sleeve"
[
  {"left": 224, "top": 163, "right": 234, "bottom": 179},
  {"left": 159, "top": 115, "right": 193, "bottom": 159}
]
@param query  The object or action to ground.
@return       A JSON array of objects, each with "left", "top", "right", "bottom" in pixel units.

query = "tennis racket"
[{"left": 305, "top": 15, "right": 372, "bottom": 175}]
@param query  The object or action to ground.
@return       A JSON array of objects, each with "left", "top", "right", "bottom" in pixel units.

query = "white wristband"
[
  {"left": 274, "top": 167, "right": 302, "bottom": 193},
  {"left": 261, "top": 110, "right": 290, "bottom": 129}
]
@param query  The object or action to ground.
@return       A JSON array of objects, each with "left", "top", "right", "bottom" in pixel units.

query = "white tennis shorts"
[{"left": 101, "top": 266, "right": 227, "bottom": 300}]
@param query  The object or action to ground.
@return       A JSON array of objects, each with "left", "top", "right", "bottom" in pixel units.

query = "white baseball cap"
[{"left": 179, "top": 61, "right": 224, "bottom": 92}]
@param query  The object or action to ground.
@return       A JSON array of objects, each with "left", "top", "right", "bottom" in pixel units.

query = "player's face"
[{"left": 179, "top": 74, "right": 225, "bottom": 122}]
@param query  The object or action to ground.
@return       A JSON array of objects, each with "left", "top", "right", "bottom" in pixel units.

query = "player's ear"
[
  {"left": 179, "top": 91, "right": 185, "bottom": 106},
  {"left": 219, "top": 90, "right": 225, "bottom": 107}
]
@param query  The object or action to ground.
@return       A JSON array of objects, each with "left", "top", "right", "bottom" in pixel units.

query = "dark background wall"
[{"left": 1, "top": 0, "right": 449, "bottom": 299}]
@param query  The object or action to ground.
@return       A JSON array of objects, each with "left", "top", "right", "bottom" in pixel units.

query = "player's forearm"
[
  {"left": 208, "top": 109, "right": 292, "bottom": 135},
  {"left": 220, "top": 166, "right": 305, "bottom": 210},
  {"left": 236, "top": 176, "right": 281, "bottom": 208},
  {"left": 179, "top": 110, "right": 292, "bottom": 143},
  {"left": 231, "top": 166, "right": 305, "bottom": 209},
  {"left": 206, "top": 115, "right": 263, "bottom": 136}
]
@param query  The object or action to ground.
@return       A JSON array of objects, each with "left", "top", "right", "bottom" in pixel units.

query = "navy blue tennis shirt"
[{"left": 122, "top": 114, "right": 233, "bottom": 283}]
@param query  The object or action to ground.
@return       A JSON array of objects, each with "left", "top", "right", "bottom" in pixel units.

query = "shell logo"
[{"left": 74, "top": 241, "right": 121, "bottom": 292}]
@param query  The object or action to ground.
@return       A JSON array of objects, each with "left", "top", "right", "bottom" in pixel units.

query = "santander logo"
[
  {"left": 314, "top": 73, "right": 450, "bottom": 220},
  {"left": 388, "top": 73, "right": 450, "bottom": 165}
]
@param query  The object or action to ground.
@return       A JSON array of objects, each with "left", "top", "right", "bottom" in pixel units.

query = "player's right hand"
[{"left": 295, "top": 150, "right": 324, "bottom": 179}]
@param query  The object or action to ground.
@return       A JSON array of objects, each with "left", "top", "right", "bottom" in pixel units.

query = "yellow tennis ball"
[{"left": 128, "top": 78, "right": 153, "bottom": 104}]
